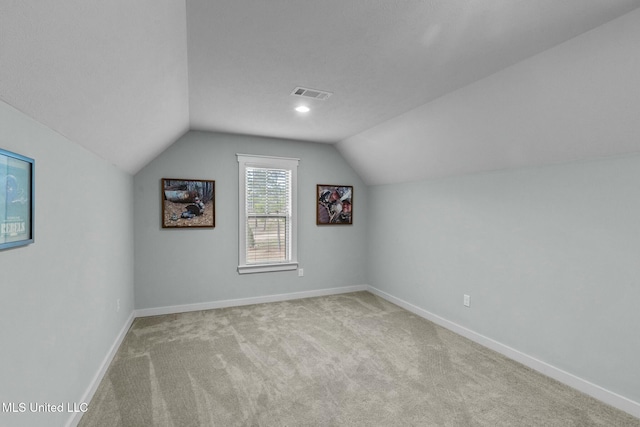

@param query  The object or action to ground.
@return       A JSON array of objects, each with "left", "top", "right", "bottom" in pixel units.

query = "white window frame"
[{"left": 237, "top": 154, "right": 299, "bottom": 274}]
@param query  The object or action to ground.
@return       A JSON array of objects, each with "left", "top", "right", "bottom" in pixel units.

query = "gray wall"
[
  {"left": 0, "top": 101, "right": 135, "bottom": 427},
  {"left": 134, "top": 131, "right": 367, "bottom": 309},
  {"left": 367, "top": 156, "right": 640, "bottom": 403}
]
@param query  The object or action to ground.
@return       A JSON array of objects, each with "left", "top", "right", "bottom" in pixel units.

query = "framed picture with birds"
[
  {"left": 161, "top": 178, "right": 215, "bottom": 228},
  {"left": 316, "top": 184, "right": 353, "bottom": 225}
]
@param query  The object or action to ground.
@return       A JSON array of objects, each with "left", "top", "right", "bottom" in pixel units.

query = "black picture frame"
[
  {"left": 162, "top": 178, "right": 215, "bottom": 228},
  {"left": 0, "top": 148, "right": 34, "bottom": 250}
]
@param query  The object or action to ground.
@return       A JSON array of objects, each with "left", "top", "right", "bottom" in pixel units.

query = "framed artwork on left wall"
[
  {"left": 161, "top": 178, "right": 215, "bottom": 228},
  {"left": 0, "top": 148, "right": 35, "bottom": 250}
]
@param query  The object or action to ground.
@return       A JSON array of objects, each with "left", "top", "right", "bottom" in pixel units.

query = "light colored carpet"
[{"left": 79, "top": 292, "right": 639, "bottom": 426}]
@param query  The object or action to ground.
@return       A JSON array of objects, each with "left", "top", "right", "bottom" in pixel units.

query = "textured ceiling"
[
  {"left": 0, "top": 0, "right": 189, "bottom": 173},
  {"left": 338, "top": 7, "right": 640, "bottom": 185},
  {"left": 1, "top": 1, "right": 640, "bottom": 176},
  {"left": 187, "top": 0, "right": 640, "bottom": 144}
]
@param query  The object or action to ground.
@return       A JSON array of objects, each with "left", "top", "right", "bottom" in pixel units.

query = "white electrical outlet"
[
  {"left": 116, "top": 299, "right": 120, "bottom": 312},
  {"left": 298, "top": 268, "right": 304, "bottom": 277},
  {"left": 463, "top": 294, "right": 470, "bottom": 307}
]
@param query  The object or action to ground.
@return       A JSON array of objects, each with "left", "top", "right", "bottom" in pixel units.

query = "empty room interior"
[{"left": 1, "top": 1, "right": 640, "bottom": 426}]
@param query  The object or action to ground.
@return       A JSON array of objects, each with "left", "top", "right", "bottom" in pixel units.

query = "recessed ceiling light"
[{"left": 295, "top": 106, "right": 310, "bottom": 113}]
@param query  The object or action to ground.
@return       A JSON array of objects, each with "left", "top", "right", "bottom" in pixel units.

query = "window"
[{"left": 237, "top": 154, "right": 299, "bottom": 274}]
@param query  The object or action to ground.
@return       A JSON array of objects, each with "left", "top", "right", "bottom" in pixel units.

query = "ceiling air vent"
[{"left": 291, "top": 87, "right": 332, "bottom": 101}]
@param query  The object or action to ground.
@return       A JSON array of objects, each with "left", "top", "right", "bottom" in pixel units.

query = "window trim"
[{"left": 237, "top": 154, "right": 299, "bottom": 274}]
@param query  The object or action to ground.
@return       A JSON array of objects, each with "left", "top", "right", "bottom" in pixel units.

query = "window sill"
[{"left": 237, "top": 262, "right": 298, "bottom": 275}]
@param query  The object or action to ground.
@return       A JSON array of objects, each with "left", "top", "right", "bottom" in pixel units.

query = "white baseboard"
[
  {"left": 134, "top": 285, "right": 369, "bottom": 318},
  {"left": 66, "top": 312, "right": 135, "bottom": 427},
  {"left": 366, "top": 285, "right": 640, "bottom": 419}
]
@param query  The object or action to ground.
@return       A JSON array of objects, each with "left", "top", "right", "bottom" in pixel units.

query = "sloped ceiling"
[
  {"left": 338, "top": 7, "right": 640, "bottom": 185},
  {"left": 1, "top": 1, "right": 640, "bottom": 180},
  {"left": 0, "top": 0, "right": 189, "bottom": 173}
]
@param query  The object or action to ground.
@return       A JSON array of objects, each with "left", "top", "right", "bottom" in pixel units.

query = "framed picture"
[
  {"left": 317, "top": 185, "right": 353, "bottom": 225},
  {"left": 0, "top": 148, "right": 34, "bottom": 250},
  {"left": 162, "top": 178, "right": 215, "bottom": 228}
]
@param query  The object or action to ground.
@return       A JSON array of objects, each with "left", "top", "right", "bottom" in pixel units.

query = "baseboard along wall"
[
  {"left": 66, "top": 312, "right": 136, "bottom": 427},
  {"left": 133, "top": 285, "right": 369, "bottom": 318},
  {"left": 67, "top": 284, "right": 639, "bottom": 426}
]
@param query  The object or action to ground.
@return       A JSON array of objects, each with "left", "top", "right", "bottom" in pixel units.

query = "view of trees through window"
[{"left": 245, "top": 167, "right": 291, "bottom": 264}]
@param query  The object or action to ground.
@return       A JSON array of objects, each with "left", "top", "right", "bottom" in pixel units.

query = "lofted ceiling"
[{"left": 1, "top": 1, "right": 640, "bottom": 179}]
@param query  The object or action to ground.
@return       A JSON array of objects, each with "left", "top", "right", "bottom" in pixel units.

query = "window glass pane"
[
  {"left": 246, "top": 216, "right": 288, "bottom": 264},
  {"left": 245, "top": 167, "right": 291, "bottom": 264},
  {"left": 237, "top": 154, "right": 298, "bottom": 274}
]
